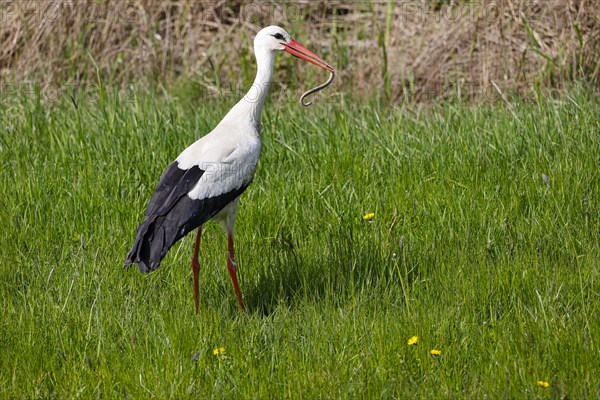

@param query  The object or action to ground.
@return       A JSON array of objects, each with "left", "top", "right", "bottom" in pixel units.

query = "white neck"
[{"left": 221, "top": 46, "right": 275, "bottom": 128}]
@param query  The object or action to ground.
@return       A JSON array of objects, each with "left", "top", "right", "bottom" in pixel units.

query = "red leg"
[
  {"left": 191, "top": 226, "right": 202, "bottom": 314},
  {"left": 227, "top": 232, "right": 245, "bottom": 311}
]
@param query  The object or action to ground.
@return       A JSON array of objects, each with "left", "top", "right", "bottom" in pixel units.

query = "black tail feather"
[{"left": 125, "top": 214, "right": 186, "bottom": 273}]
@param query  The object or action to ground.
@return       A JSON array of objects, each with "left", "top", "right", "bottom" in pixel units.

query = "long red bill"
[{"left": 283, "top": 39, "right": 335, "bottom": 72}]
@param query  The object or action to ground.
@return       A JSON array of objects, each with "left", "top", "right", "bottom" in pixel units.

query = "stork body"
[{"left": 125, "top": 26, "right": 334, "bottom": 312}]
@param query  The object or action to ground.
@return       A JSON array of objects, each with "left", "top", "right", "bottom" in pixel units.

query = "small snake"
[{"left": 300, "top": 71, "right": 335, "bottom": 107}]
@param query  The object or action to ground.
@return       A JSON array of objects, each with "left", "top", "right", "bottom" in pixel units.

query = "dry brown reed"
[{"left": 0, "top": 1, "right": 598, "bottom": 102}]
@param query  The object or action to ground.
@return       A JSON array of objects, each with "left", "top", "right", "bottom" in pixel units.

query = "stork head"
[{"left": 255, "top": 25, "right": 335, "bottom": 72}]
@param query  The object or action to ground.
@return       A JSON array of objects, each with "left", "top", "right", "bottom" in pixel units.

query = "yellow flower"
[
  {"left": 213, "top": 347, "right": 226, "bottom": 356},
  {"left": 362, "top": 213, "right": 375, "bottom": 221},
  {"left": 407, "top": 336, "right": 418, "bottom": 346},
  {"left": 537, "top": 381, "right": 550, "bottom": 388},
  {"left": 430, "top": 349, "right": 442, "bottom": 356}
]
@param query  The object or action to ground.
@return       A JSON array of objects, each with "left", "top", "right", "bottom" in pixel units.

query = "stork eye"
[{"left": 272, "top": 33, "right": 285, "bottom": 40}]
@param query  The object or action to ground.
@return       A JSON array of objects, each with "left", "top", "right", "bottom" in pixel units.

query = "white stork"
[{"left": 125, "top": 26, "right": 334, "bottom": 312}]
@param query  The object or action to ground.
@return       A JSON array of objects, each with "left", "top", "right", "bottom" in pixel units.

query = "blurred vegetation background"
[{"left": 0, "top": 0, "right": 598, "bottom": 102}]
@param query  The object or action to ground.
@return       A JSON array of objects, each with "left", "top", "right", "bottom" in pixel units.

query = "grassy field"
[{"left": 0, "top": 87, "right": 598, "bottom": 398}]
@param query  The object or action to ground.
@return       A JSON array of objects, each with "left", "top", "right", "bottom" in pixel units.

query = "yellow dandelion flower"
[
  {"left": 362, "top": 213, "right": 375, "bottom": 221},
  {"left": 213, "top": 347, "right": 226, "bottom": 356},
  {"left": 430, "top": 349, "right": 442, "bottom": 356},
  {"left": 537, "top": 381, "right": 550, "bottom": 388},
  {"left": 407, "top": 336, "right": 418, "bottom": 346}
]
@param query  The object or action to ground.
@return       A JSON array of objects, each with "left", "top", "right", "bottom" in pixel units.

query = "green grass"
[{"left": 0, "top": 87, "right": 599, "bottom": 399}]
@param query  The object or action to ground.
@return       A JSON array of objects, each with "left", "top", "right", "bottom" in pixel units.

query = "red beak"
[{"left": 283, "top": 39, "right": 335, "bottom": 72}]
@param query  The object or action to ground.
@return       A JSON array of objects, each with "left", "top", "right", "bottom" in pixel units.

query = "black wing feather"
[
  {"left": 125, "top": 161, "right": 249, "bottom": 273},
  {"left": 145, "top": 162, "right": 203, "bottom": 217}
]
